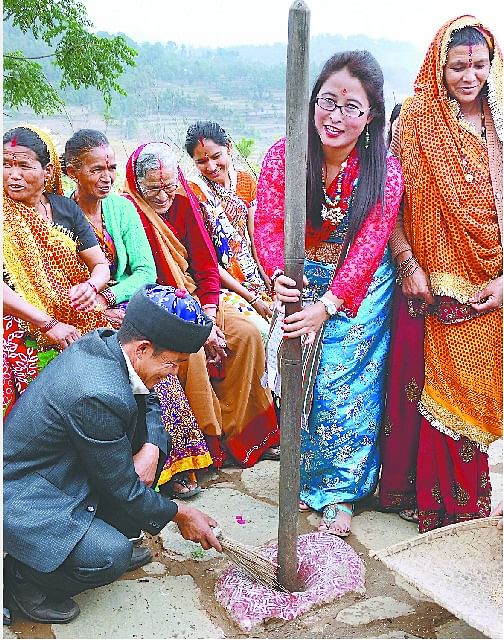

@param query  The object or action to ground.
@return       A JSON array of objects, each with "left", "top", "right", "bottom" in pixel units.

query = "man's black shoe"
[
  {"left": 5, "top": 557, "right": 80, "bottom": 624},
  {"left": 127, "top": 546, "right": 152, "bottom": 572}
]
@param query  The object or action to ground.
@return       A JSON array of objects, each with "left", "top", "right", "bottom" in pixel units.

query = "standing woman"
[
  {"left": 255, "top": 51, "right": 404, "bottom": 536},
  {"left": 3, "top": 126, "right": 110, "bottom": 416},
  {"left": 185, "top": 121, "right": 272, "bottom": 338},
  {"left": 63, "top": 129, "right": 213, "bottom": 498},
  {"left": 379, "top": 17, "right": 502, "bottom": 532}
]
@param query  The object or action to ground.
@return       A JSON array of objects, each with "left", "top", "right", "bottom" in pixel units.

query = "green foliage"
[
  {"left": 235, "top": 137, "right": 255, "bottom": 160},
  {"left": 3, "top": 0, "right": 137, "bottom": 114}
]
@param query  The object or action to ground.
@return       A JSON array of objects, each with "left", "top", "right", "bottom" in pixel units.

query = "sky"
[{"left": 82, "top": 0, "right": 503, "bottom": 52}]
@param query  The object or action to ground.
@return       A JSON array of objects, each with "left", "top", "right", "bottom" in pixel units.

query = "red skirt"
[
  {"left": 379, "top": 288, "right": 491, "bottom": 532},
  {"left": 379, "top": 287, "right": 424, "bottom": 510}
]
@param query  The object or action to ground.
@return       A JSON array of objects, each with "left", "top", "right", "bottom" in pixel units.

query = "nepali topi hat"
[{"left": 125, "top": 284, "right": 213, "bottom": 353}]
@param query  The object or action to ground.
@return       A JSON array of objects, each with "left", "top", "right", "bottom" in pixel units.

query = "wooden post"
[{"left": 277, "top": 0, "right": 310, "bottom": 593}]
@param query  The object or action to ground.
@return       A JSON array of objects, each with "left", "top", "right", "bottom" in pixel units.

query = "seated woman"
[
  {"left": 62, "top": 129, "right": 211, "bottom": 498},
  {"left": 123, "top": 142, "right": 280, "bottom": 467},
  {"left": 3, "top": 125, "right": 110, "bottom": 416},
  {"left": 184, "top": 121, "right": 272, "bottom": 339}
]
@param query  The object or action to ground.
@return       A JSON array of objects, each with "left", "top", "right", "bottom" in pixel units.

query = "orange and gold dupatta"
[{"left": 399, "top": 16, "right": 503, "bottom": 447}]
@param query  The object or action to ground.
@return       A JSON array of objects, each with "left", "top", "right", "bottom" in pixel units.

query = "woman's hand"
[
  {"left": 274, "top": 273, "right": 308, "bottom": 305},
  {"left": 45, "top": 322, "right": 81, "bottom": 349},
  {"left": 468, "top": 276, "right": 503, "bottom": 312},
  {"left": 282, "top": 302, "right": 329, "bottom": 344},
  {"left": 104, "top": 307, "right": 125, "bottom": 329},
  {"left": 204, "top": 325, "right": 227, "bottom": 365},
  {"left": 401, "top": 266, "right": 434, "bottom": 304},
  {"left": 252, "top": 297, "right": 273, "bottom": 320},
  {"left": 69, "top": 281, "right": 98, "bottom": 311}
]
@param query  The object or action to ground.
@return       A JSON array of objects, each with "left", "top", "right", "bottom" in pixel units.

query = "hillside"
[{"left": 4, "top": 20, "right": 422, "bottom": 165}]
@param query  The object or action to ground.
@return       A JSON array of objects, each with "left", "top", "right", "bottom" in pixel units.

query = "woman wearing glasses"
[
  {"left": 255, "top": 51, "right": 404, "bottom": 536},
  {"left": 64, "top": 130, "right": 213, "bottom": 500}
]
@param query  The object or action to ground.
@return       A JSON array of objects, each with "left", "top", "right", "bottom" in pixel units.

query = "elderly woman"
[
  {"left": 185, "top": 121, "right": 272, "bottom": 339},
  {"left": 3, "top": 125, "right": 110, "bottom": 416},
  {"left": 123, "top": 142, "right": 280, "bottom": 468},
  {"left": 379, "top": 16, "right": 502, "bottom": 532},
  {"left": 62, "top": 129, "right": 211, "bottom": 498}
]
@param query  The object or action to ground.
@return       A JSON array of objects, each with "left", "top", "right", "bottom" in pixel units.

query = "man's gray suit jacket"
[{"left": 3, "top": 329, "right": 177, "bottom": 572}]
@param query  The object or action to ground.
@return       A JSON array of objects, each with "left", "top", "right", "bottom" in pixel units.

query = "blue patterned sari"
[{"left": 300, "top": 250, "right": 395, "bottom": 510}]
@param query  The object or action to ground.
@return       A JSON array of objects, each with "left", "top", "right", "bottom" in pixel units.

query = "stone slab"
[
  {"left": 335, "top": 596, "right": 415, "bottom": 626},
  {"left": 52, "top": 575, "right": 223, "bottom": 639},
  {"left": 241, "top": 460, "right": 280, "bottom": 504},
  {"left": 352, "top": 511, "right": 418, "bottom": 552},
  {"left": 142, "top": 561, "right": 166, "bottom": 576},
  {"left": 159, "top": 487, "right": 278, "bottom": 561},
  {"left": 434, "top": 618, "right": 487, "bottom": 639},
  {"left": 374, "top": 633, "right": 421, "bottom": 639}
]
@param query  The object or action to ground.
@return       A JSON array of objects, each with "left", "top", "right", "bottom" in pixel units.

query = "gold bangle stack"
[{"left": 396, "top": 255, "right": 419, "bottom": 285}]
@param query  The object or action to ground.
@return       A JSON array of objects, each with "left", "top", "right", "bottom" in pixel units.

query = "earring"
[{"left": 364, "top": 124, "right": 370, "bottom": 150}]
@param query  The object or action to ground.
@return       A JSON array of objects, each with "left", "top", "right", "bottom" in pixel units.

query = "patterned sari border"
[
  {"left": 418, "top": 390, "right": 495, "bottom": 451},
  {"left": 429, "top": 272, "right": 484, "bottom": 302}
]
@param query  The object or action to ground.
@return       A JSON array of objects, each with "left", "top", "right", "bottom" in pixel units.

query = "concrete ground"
[{"left": 5, "top": 440, "right": 502, "bottom": 640}]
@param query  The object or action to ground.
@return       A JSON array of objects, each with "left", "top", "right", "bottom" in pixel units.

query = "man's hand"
[
  {"left": 133, "top": 443, "right": 160, "bottom": 487},
  {"left": 173, "top": 503, "right": 222, "bottom": 552},
  {"left": 204, "top": 325, "right": 227, "bottom": 365}
]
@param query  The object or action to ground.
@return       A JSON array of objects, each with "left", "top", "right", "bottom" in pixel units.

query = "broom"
[{"left": 213, "top": 527, "right": 287, "bottom": 592}]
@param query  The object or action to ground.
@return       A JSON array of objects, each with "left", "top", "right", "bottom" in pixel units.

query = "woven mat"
[
  {"left": 370, "top": 517, "right": 503, "bottom": 639},
  {"left": 215, "top": 531, "right": 365, "bottom": 631}
]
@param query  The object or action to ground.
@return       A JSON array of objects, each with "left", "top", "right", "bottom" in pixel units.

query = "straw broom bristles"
[{"left": 213, "top": 527, "right": 288, "bottom": 592}]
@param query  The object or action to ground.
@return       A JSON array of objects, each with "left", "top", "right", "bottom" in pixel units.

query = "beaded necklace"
[
  {"left": 306, "top": 149, "right": 359, "bottom": 248},
  {"left": 321, "top": 159, "right": 348, "bottom": 226}
]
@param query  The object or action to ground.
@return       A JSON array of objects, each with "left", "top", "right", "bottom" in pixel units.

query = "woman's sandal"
[
  {"left": 159, "top": 472, "right": 201, "bottom": 500},
  {"left": 318, "top": 503, "right": 353, "bottom": 537},
  {"left": 398, "top": 508, "right": 419, "bottom": 523},
  {"left": 261, "top": 446, "right": 280, "bottom": 461}
]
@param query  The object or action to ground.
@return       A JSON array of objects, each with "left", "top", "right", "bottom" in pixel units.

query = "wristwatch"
[{"left": 318, "top": 296, "right": 338, "bottom": 317}]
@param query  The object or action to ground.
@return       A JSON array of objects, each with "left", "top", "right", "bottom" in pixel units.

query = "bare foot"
[
  {"left": 299, "top": 501, "right": 311, "bottom": 512},
  {"left": 318, "top": 503, "right": 353, "bottom": 537}
]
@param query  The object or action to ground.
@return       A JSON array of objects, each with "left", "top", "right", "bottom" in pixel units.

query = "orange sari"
[{"left": 399, "top": 16, "right": 503, "bottom": 449}]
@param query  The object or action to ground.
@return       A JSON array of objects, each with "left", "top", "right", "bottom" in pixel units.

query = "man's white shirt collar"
[{"left": 120, "top": 346, "right": 150, "bottom": 395}]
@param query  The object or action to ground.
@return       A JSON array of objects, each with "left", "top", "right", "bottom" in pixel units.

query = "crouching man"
[{"left": 3, "top": 285, "right": 222, "bottom": 624}]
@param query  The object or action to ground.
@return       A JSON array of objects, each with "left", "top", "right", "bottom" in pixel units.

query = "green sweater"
[{"left": 102, "top": 194, "right": 157, "bottom": 303}]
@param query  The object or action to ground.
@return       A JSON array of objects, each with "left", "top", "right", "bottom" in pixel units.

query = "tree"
[{"left": 3, "top": 0, "right": 137, "bottom": 115}]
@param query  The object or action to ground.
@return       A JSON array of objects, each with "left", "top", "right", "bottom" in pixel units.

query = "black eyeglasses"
[{"left": 315, "top": 96, "right": 368, "bottom": 119}]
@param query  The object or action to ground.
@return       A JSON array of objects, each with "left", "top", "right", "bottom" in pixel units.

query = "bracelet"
[
  {"left": 397, "top": 256, "right": 419, "bottom": 278},
  {"left": 100, "top": 287, "right": 117, "bottom": 308},
  {"left": 86, "top": 280, "right": 98, "bottom": 295},
  {"left": 270, "top": 269, "right": 284, "bottom": 291},
  {"left": 39, "top": 318, "right": 59, "bottom": 333},
  {"left": 248, "top": 294, "right": 259, "bottom": 306}
]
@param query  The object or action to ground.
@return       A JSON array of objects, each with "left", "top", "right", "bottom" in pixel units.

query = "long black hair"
[{"left": 307, "top": 50, "right": 387, "bottom": 265}]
